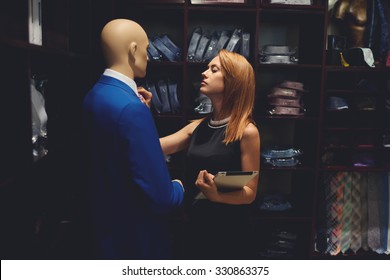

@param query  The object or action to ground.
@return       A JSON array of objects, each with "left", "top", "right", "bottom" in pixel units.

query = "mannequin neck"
[{"left": 109, "top": 64, "right": 135, "bottom": 80}]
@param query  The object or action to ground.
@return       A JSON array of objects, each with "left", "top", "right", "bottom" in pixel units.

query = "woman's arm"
[
  {"left": 196, "top": 123, "right": 260, "bottom": 204},
  {"left": 160, "top": 120, "right": 201, "bottom": 155}
]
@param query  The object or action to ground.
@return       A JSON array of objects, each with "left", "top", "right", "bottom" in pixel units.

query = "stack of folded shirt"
[
  {"left": 267, "top": 81, "right": 306, "bottom": 116},
  {"left": 187, "top": 27, "right": 250, "bottom": 62},
  {"left": 259, "top": 194, "right": 293, "bottom": 211},
  {"left": 144, "top": 79, "right": 181, "bottom": 114},
  {"left": 148, "top": 34, "right": 182, "bottom": 62},
  {"left": 259, "top": 45, "right": 298, "bottom": 64},
  {"left": 261, "top": 146, "right": 302, "bottom": 167}
]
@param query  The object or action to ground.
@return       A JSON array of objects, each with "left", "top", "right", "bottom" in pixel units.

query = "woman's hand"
[
  {"left": 137, "top": 87, "right": 152, "bottom": 108},
  {"left": 195, "top": 170, "right": 220, "bottom": 202}
]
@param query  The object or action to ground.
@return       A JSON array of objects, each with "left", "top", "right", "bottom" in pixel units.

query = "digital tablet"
[{"left": 214, "top": 171, "right": 258, "bottom": 189}]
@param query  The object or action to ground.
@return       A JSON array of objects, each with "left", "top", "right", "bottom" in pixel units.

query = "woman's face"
[{"left": 200, "top": 56, "right": 224, "bottom": 96}]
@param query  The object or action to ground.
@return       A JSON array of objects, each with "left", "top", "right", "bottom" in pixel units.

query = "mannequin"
[
  {"left": 332, "top": 0, "right": 368, "bottom": 48},
  {"left": 83, "top": 19, "right": 184, "bottom": 259}
]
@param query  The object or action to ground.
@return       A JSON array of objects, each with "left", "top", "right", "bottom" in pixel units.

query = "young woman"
[{"left": 161, "top": 49, "right": 260, "bottom": 259}]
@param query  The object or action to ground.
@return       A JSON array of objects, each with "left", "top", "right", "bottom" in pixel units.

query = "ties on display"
[
  {"left": 325, "top": 171, "right": 345, "bottom": 255},
  {"left": 340, "top": 173, "right": 352, "bottom": 253},
  {"left": 349, "top": 172, "right": 362, "bottom": 253},
  {"left": 367, "top": 173, "right": 381, "bottom": 252},
  {"left": 377, "top": 173, "right": 389, "bottom": 254},
  {"left": 360, "top": 172, "right": 369, "bottom": 251},
  {"left": 320, "top": 171, "right": 389, "bottom": 255}
]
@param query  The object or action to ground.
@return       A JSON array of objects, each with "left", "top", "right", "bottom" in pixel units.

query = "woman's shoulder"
[
  {"left": 240, "top": 122, "right": 260, "bottom": 145},
  {"left": 243, "top": 122, "right": 259, "bottom": 138},
  {"left": 240, "top": 122, "right": 260, "bottom": 150}
]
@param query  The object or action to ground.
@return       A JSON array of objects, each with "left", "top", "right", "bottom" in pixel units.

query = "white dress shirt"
[{"left": 103, "top": 68, "right": 143, "bottom": 100}]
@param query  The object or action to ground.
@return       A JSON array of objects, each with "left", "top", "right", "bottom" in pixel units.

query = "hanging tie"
[
  {"left": 367, "top": 173, "right": 381, "bottom": 252},
  {"left": 360, "top": 172, "right": 369, "bottom": 251},
  {"left": 326, "top": 171, "right": 345, "bottom": 255},
  {"left": 376, "top": 172, "right": 389, "bottom": 254},
  {"left": 340, "top": 172, "right": 352, "bottom": 253},
  {"left": 350, "top": 172, "right": 362, "bottom": 253}
]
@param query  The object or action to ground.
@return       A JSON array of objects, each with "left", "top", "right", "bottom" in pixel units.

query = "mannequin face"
[
  {"left": 200, "top": 56, "right": 225, "bottom": 96},
  {"left": 132, "top": 32, "right": 149, "bottom": 78}
]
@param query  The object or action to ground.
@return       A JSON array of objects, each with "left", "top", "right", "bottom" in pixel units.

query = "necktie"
[
  {"left": 350, "top": 172, "right": 362, "bottom": 253},
  {"left": 367, "top": 173, "right": 381, "bottom": 252},
  {"left": 326, "top": 171, "right": 345, "bottom": 255},
  {"left": 377, "top": 172, "right": 389, "bottom": 254},
  {"left": 360, "top": 173, "right": 369, "bottom": 251},
  {"left": 340, "top": 172, "right": 352, "bottom": 253}
]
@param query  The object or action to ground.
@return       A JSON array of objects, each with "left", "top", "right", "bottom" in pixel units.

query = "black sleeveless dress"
[{"left": 180, "top": 117, "right": 254, "bottom": 259}]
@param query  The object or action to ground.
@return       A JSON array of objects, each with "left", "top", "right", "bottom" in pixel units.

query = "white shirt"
[{"left": 103, "top": 69, "right": 143, "bottom": 100}]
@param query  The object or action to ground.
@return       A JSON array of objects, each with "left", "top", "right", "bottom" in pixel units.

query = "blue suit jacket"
[{"left": 83, "top": 75, "right": 184, "bottom": 259}]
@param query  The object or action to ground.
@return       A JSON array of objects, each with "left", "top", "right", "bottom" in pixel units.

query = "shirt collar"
[{"left": 103, "top": 69, "right": 142, "bottom": 99}]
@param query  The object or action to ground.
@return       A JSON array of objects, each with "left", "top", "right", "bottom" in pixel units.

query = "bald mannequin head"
[{"left": 101, "top": 19, "right": 149, "bottom": 79}]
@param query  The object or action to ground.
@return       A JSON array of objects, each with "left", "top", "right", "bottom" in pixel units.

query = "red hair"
[{"left": 218, "top": 49, "right": 255, "bottom": 144}]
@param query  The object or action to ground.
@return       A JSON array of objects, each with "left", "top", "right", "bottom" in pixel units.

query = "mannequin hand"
[
  {"left": 137, "top": 87, "right": 152, "bottom": 108},
  {"left": 195, "top": 170, "right": 220, "bottom": 202}
]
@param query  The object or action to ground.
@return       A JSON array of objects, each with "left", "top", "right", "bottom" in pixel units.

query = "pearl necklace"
[{"left": 209, "top": 116, "right": 230, "bottom": 126}]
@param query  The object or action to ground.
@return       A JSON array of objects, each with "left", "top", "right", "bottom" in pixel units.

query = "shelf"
[
  {"left": 321, "top": 166, "right": 390, "bottom": 172},
  {"left": 131, "top": 0, "right": 185, "bottom": 4},
  {"left": 324, "top": 127, "right": 388, "bottom": 132},
  {"left": 188, "top": 5, "right": 256, "bottom": 12},
  {"left": 260, "top": 4, "right": 325, "bottom": 15},
  {"left": 118, "top": 2, "right": 185, "bottom": 11},
  {"left": 261, "top": 166, "right": 315, "bottom": 171},
  {"left": 325, "top": 89, "right": 382, "bottom": 95},
  {"left": 325, "top": 65, "right": 388, "bottom": 72},
  {"left": 258, "top": 63, "right": 322, "bottom": 69},
  {"left": 323, "top": 146, "right": 384, "bottom": 151},
  {"left": 250, "top": 213, "right": 312, "bottom": 221},
  {"left": 258, "top": 115, "right": 318, "bottom": 121},
  {"left": 148, "top": 61, "right": 185, "bottom": 67}
]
